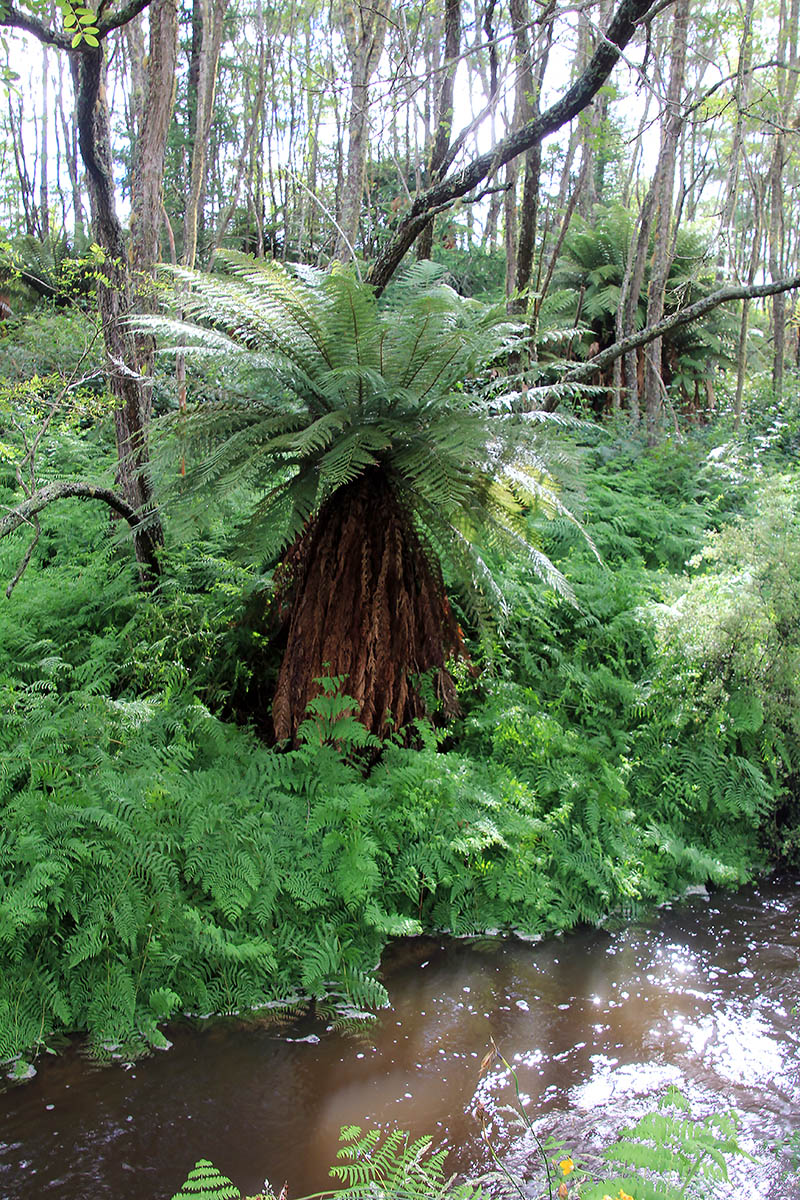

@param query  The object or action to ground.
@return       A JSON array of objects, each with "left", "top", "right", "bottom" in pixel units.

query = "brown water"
[{"left": 1, "top": 875, "right": 798, "bottom": 1200}]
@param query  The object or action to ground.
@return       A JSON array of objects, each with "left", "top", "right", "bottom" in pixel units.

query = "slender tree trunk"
[
  {"left": 574, "top": 3, "right": 612, "bottom": 218},
  {"left": 508, "top": 0, "right": 553, "bottom": 316},
  {"left": 55, "top": 52, "right": 84, "bottom": 241},
  {"left": 334, "top": 0, "right": 390, "bottom": 263},
  {"left": 719, "top": 0, "right": 755, "bottom": 274},
  {"left": 767, "top": 0, "right": 799, "bottom": 400},
  {"left": 416, "top": 0, "right": 461, "bottom": 260},
  {"left": 621, "top": 179, "right": 657, "bottom": 423},
  {"left": 214, "top": 19, "right": 266, "bottom": 250},
  {"left": 183, "top": 0, "right": 226, "bottom": 270},
  {"left": 643, "top": 0, "right": 690, "bottom": 443},
  {"left": 71, "top": 46, "right": 163, "bottom": 576},
  {"left": 39, "top": 40, "right": 50, "bottom": 239},
  {"left": 176, "top": 0, "right": 226, "bottom": 429},
  {"left": 130, "top": 0, "right": 179, "bottom": 278}
]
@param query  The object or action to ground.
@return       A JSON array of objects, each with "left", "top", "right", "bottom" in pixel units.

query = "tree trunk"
[
  {"left": 39, "top": 39, "right": 50, "bottom": 239},
  {"left": 367, "top": 0, "right": 659, "bottom": 295},
  {"left": 416, "top": 0, "right": 461, "bottom": 260},
  {"left": 55, "top": 52, "right": 85, "bottom": 242},
  {"left": 72, "top": 46, "right": 163, "bottom": 577},
  {"left": 273, "top": 470, "right": 464, "bottom": 742},
  {"left": 183, "top": 0, "right": 227, "bottom": 270},
  {"left": 642, "top": 0, "right": 690, "bottom": 443},
  {"left": 334, "top": 0, "right": 390, "bottom": 264},
  {"left": 767, "top": 0, "right": 800, "bottom": 399},
  {"left": 719, "top": 0, "right": 755, "bottom": 274},
  {"left": 129, "top": 0, "right": 179, "bottom": 278},
  {"left": 508, "top": 0, "right": 553, "bottom": 316}
]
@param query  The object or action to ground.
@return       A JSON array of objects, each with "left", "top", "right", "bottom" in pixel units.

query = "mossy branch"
[{"left": 1, "top": 480, "right": 141, "bottom": 596}]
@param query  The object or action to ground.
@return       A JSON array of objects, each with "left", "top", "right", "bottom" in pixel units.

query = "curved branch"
[
  {"left": 0, "top": 0, "right": 152, "bottom": 46},
  {"left": 0, "top": 480, "right": 141, "bottom": 541},
  {"left": 0, "top": 2, "right": 72, "bottom": 47},
  {"left": 559, "top": 273, "right": 800, "bottom": 385},
  {"left": 97, "top": 0, "right": 152, "bottom": 35},
  {"left": 367, "top": 0, "right": 669, "bottom": 294}
]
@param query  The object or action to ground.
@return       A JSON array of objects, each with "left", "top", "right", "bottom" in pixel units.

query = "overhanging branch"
[
  {"left": 558, "top": 273, "right": 800, "bottom": 385},
  {"left": 0, "top": 0, "right": 152, "bottom": 47},
  {"left": 1, "top": 480, "right": 141, "bottom": 542},
  {"left": 367, "top": 0, "right": 670, "bottom": 293}
]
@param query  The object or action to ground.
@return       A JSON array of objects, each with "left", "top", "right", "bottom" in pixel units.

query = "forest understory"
[{"left": 2, "top": 349, "right": 799, "bottom": 1071}]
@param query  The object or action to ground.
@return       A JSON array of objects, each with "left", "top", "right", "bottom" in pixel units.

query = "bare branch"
[
  {"left": 367, "top": 0, "right": 671, "bottom": 293},
  {"left": 6, "top": 514, "right": 40, "bottom": 597},
  {"left": 97, "top": 0, "right": 152, "bottom": 35},
  {"left": 1, "top": 480, "right": 141, "bottom": 544},
  {"left": 558, "top": 273, "right": 800, "bottom": 386}
]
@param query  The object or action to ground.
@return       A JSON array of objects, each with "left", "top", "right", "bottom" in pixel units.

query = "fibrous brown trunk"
[{"left": 272, "top": 470, "right": 464, "bottom": 742}]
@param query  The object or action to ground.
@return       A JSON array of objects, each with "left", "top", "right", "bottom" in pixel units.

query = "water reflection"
[{"left": 0, "top": 876, "right": 798, "bottom": 1200}]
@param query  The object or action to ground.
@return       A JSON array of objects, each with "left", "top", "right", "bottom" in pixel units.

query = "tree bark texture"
[
  {"left": 183, "top": 0, "right": 227, "bottom": 270},
  {"left": 272, "top": 470, "right": 464, "bottom": 742},
  {"left": 416, "top": 0, "right": 461, "bottom": 260},
  {"left": 72, "top": 46, "right": 163, "bottom": 575},
  {"left": 767, "top": 0, "right": 799, "bottom": 399},
  {"left": 643, "top": 0, "right": 690, "bottom": 443},
  {"left": 508, "top": 0, "right": 553, "bottom": 314},
  {"left": 0, "top": 480, "right": 141, "bottom": 542},
  {"left": 129, "top": 0, "right": 179, "bottom": 277}
]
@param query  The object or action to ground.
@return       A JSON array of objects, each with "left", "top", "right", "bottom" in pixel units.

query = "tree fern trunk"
[{"left": 273, "top": 470, "right": 464, "bottom": 742}]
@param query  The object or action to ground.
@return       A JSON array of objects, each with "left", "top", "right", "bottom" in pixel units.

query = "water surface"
[{"left": 1, "top": 875, "right": 798, "bottom": 1199}]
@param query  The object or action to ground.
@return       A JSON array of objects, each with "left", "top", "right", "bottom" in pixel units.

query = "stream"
[{"left": 1, "top": 874, "right": 798, "bottom": 1199}]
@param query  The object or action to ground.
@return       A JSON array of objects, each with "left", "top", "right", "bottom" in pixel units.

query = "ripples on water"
[{"left": 1, "top": 875, "right": 798, "bottom": 1199}]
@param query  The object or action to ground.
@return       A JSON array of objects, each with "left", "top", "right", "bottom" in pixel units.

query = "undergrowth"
[{"left": 2, "top": 412, "right": 800, "bottom": 1066}]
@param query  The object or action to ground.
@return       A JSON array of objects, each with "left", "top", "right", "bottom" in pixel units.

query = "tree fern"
[{"left": 141, "top": 257, "right": 585, "bottom": 738}]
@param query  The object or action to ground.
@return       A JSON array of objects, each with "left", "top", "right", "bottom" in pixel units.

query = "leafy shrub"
[
  {"left": 583, "top": 1087, "right": 753, "bottom": 1200},
  {"left": 646, "top": 471, "right": 800, "bottom": 864}
]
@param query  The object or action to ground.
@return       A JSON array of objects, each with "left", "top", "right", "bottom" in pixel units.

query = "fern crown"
[{"left": 145, "top": 255, "right": 581, "bottom": 617}]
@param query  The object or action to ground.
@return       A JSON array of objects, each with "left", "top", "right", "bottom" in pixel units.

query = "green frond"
[
  {"left": 143, "top": 259, "right": 587, "bottom": 645},
  {"left": 171, "top": 1160, "right": 240, "bottom": 1200}
]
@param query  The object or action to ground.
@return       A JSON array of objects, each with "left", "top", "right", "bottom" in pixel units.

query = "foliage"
[
  {"left": 142, "top": 257, "right": 588, "bottom": 738},
  {"left": 171, "top": 1160, "right": 241, "bottom": 1200},
  {"left": 330, "top": 1126, "right": 480, "bottom": 1200},
  {"left": 541, "top": 206, "right": 737, "bottom": 407},
  {"left": 3, "top": 408, "right": 798, "bottom": 1063},
  {"left": 145, "top": 255, "right": 576, "bottom": 613},
  {"left": 458, "top": 432, "right": 775, "bottom": 915},
  {"left": 58, "top": 0, "right": 99, "bottom": 47},
  {"left": 582, "top": 1087, "right": 753, "bottom": 1200},
  {"left": 648, "top": 468, "right": 800, "bottom": 865},
  {"left": 173, "top": 1089, "right": 754, "bottom": 1200},
  {"left": 0, "top": 235, "right": 99, "bottom": 309}
]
